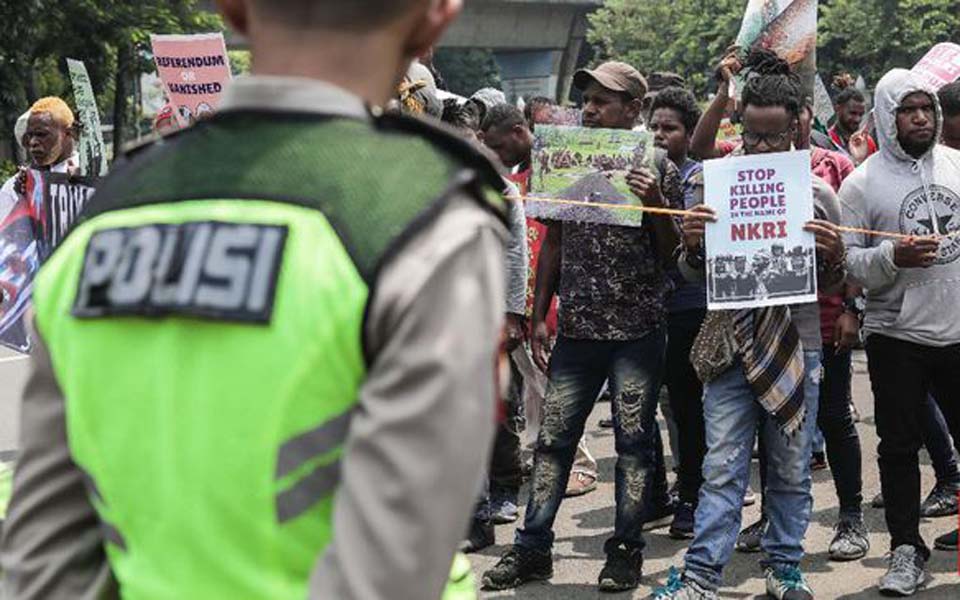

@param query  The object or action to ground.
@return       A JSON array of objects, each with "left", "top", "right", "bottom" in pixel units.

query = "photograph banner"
[
  {"left": 525, "top": 125, "right": 655, "bottom": 227},
  {"left": 736, "top": 0, "right": 818, "bottom": 99},
  {"left": 704, "top": 150, "right": 817, "bottom": 310},
  {"left": 150, "top": 32, "right": 231, "bottom": 128}
]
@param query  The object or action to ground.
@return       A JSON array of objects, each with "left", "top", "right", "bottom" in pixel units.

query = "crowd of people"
[{"left": 0, "top": 1, "right": 959, "bottom": 599}]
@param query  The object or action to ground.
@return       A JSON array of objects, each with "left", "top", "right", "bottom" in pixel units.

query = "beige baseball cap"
[{"left": 574, "top": 62, "right": 648, "bottom": 100}]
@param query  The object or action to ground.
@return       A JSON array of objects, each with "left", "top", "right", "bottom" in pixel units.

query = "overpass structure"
[{"left": 439, "top": 0, "right": 602, "bottom": 102}]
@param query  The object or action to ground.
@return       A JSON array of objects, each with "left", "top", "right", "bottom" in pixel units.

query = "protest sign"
[
  {"left": 704, "top": 150, "right": 817, "bottom": 310},
  {"left": 150, "top": 33, "right": 231, "bottom": 128},
  {"left": 525, "top": 125, "right": 654, "bottom": 227},
  {"left": 66, "top": 59, "right": 108, "bottom": 176},
  {"left": 912, "top": 42, "right": 960, "bottom": 91},
  {"left": 0, "top": 171, "right": 98, "bottom": 353},
  {"left": 736, "top": 0, "right": 817, "bottom": 99},
  {"left": 42, "top": 173, "right": 98, "bottom": 255}
]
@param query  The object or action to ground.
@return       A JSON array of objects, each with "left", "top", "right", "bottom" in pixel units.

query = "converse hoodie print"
[{"left": 840, "top": 68, "right": 960, "bottom": 347}]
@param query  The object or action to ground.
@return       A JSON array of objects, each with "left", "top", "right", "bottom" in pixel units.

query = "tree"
[
  {"left": 819, "top": 0, "right": 960, "bottom": 88},
  {"left": 433, "top": 49, "right": 502, "bottom": 97},
  {"left": 587, "top": 0, "right": 960, "bottom": 99},
  {"left": 587, "top": 0, "right": 743, "bottom": 97}
]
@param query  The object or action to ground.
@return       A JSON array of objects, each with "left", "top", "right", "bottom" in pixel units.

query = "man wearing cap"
[{"left": 482, "top": 61, "right": 683, "bottom": 593}]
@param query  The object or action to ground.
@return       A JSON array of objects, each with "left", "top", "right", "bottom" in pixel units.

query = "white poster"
[{"left": 704, "top": 150, "right": 817, "bottom": 309}]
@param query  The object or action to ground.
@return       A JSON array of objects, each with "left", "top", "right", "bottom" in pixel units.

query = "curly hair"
[
  {"left": 938, "top": 81, "right": 960, "bottom": 118},
  {"left": 832, "top": 72, "right": 865, "bottom": 106},
  {"left": 740, "top": 48, "right": 803, "bottom": 118},
  {"left": 649, "top": 86, "right": 701, "bottom": 134},
  {"left": 29, "top": 97, "right": 75, "bottom": 128}
]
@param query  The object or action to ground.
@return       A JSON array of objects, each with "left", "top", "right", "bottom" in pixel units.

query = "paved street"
[{"left": 471, "top": 352, "right": 960, "bottom": 599}]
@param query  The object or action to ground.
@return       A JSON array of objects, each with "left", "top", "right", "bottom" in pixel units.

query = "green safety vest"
[{"left": 32, "top": 111, "right": 503, "bottom": 599}]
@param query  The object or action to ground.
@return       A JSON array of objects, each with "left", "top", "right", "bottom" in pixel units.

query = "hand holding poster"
[
  {"left": 525, "top": 125, "right": 655, "bottom": 227},
  {"left": 66, "top": 59, "right": 108, "bottom": 176},
  {"left": 704, "top": 150, "right": 817, "bottom": 309},
  {"left": 150, "top": 33, "right": 231, "bottom": 128},
  {"left": 912, "top": 43, "right": 960, "bottom": 91}
]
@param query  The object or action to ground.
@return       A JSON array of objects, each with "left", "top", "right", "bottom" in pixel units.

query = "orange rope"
[{"left": 519, "top": 196, "right": 960, "bottom": 241}]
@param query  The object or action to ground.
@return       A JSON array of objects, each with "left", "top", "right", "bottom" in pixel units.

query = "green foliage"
[
  {"left": 0, "top": 160, "right": 17, "bottom": 181},
  {"left": 228, "top": 50, "right": 252, "bottom": 77},
  {"left": 588, "top": 0, "right": 743, "bottom": 97},
  {"left": 588, "top": 0, "right": 960, "bottom": 98},
  {"left": 433, "top": 49, "right": 502, "bottom": 97},
  {"left": 819, "top": 0, "right": 960, "bottom": 86}
]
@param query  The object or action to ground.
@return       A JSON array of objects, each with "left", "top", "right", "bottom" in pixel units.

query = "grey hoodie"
[{"left": 840, "top": 69, "right": 960, "bottom": 347}]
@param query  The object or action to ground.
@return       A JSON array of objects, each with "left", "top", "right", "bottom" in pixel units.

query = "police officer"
[{"left": 0, "top": 1, "right": 507, "bottom": 599}]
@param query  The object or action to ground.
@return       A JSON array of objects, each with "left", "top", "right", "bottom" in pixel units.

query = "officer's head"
[{"left": 215, "top": 0, "right": 462, "bottom": 105}]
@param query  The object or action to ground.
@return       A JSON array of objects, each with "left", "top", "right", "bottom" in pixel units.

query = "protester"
[
  {"left": 732, "top": 96, "right": 869, "bottom": 563},
  {"left": 486, "top": 100, "right": 601, "bottom": 498},
  {"left": 939, "top": 80, "right": 960, "bottom": 150},
  {"left": 829, "top": 75, "right": 877, "bottom": 163},
  {"left": 446, "top": 102, "right": 531, "bottom": 554},
  {"left": 650, "top": 48, "right": 847, "bottom": 600},
  {"left": 0, "top": 97, "right": 79, "bottom": 223},
  {"left": 840, "top": 67, "right": 960, "bottom": 595},
  {"left": 0, "top": 2, "right": 507, "bottom": 600},
  {"left": 482, "top": 60, "right": 683, "bottom": 593},
  {"left": 647, "top": 86, "right": 708, "bottom": 540}
]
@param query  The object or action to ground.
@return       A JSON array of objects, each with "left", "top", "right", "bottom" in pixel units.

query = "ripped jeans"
[
  {"left": 684, "top": 351, "right": 821, "bottom": 590},
  {"left": 515, "top": 331, "right": 668, "bottom": 552}
]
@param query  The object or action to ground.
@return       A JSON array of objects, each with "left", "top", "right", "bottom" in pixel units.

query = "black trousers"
[
  {"left": 866, "top": 334, "right": 960, "bottom": 558},
  {"left": 664, "top": 308, "right": 707, "bottom": 505}
]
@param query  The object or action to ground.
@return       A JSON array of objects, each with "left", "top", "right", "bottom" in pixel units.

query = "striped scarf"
[{"left": 734, "top": 306, "right": 806, "bottom": 436}]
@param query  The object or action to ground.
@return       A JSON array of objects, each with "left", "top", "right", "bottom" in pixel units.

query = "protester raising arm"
[{"left": 690, "top": 48, "right": 741, "bottom": 160}]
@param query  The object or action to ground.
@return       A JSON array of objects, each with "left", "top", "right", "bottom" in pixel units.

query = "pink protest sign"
[
  {"left": 912, "top": 43, "right": 960, "bottom": 91},
  {"left": 150, "top": 33, "right": 231, "bottom": 127}
]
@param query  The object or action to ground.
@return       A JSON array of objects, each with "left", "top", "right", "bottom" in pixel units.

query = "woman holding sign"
[{"left": 649, "top": 49, "right": 846, "bottom": 600}]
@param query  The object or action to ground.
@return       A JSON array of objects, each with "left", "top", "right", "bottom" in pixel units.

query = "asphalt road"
[
  {"left": 0, "top": 347, "right": 25, "bottom": 459},
  {"left": 471, "top": 351, "right": 960, "bottom": 599}
]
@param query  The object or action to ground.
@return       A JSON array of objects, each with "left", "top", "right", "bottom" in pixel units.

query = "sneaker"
[
  {"left": 764, "top": 565, "right": 813, "bottom": 600},
  {"left": 871, "top": 492, "right": 884, "bottom": 509},
  {"left": 669, "top": 501, "right": 696, "bottom": 539},
  {"left": 743, "top": 486, "right": 758, "bottom": 507},
  {"left": 829, "top": 519, "right": 870, "bottom": 561},
  {"left": 648, "top": 568, "right": 719, "bottom": 599},
  {"left": 736, "top": 516, "right": 768, "bottom": 553},
  {"left": 480, "top": 545, "right": 553, "bottom": 590},
  {"left": 598, "top": 542, "right": 643, "bottom": 592},
  {"left": 565, "top": 470, "right": 598, "bottom": 497},
  {"left": 878, "top": 545, "right": 926, "bottom": 597},
  {"left": 810, "top": 452, "right": 828, "bottom": 472},
  {"left": 643, "top": 497, "right": 676, "bottom": 532},
  {"left": 919, "top": 483, "right": 958, "bottom": 518},
  {"left": 934, "top": 529, "right": 958, "bottom": 551},
  {"left": 668, "top": 479, "right": 681, "bottom": 506},
  {"left": 490, "top": 490, "right": 520, "bottom": 524},
  {"left": 460, "top": 518, "right": 494, "bottom": 554}
]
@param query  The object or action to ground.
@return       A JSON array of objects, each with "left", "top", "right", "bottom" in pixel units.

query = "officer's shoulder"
[{"left": 373, "top": 111, "right": 504, "bottom": 191}]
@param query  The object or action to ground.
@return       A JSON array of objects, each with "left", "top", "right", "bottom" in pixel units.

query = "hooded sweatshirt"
[{"left": 840, "top": 69, "right": 960, "bottom": 347}]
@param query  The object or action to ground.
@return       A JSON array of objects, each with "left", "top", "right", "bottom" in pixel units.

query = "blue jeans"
[
  {"left": 516, "top": 331, "right": 667, "bottom": 552},
  {"left": 684, "top": 351, "right": 821, "bottom": 590}
]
